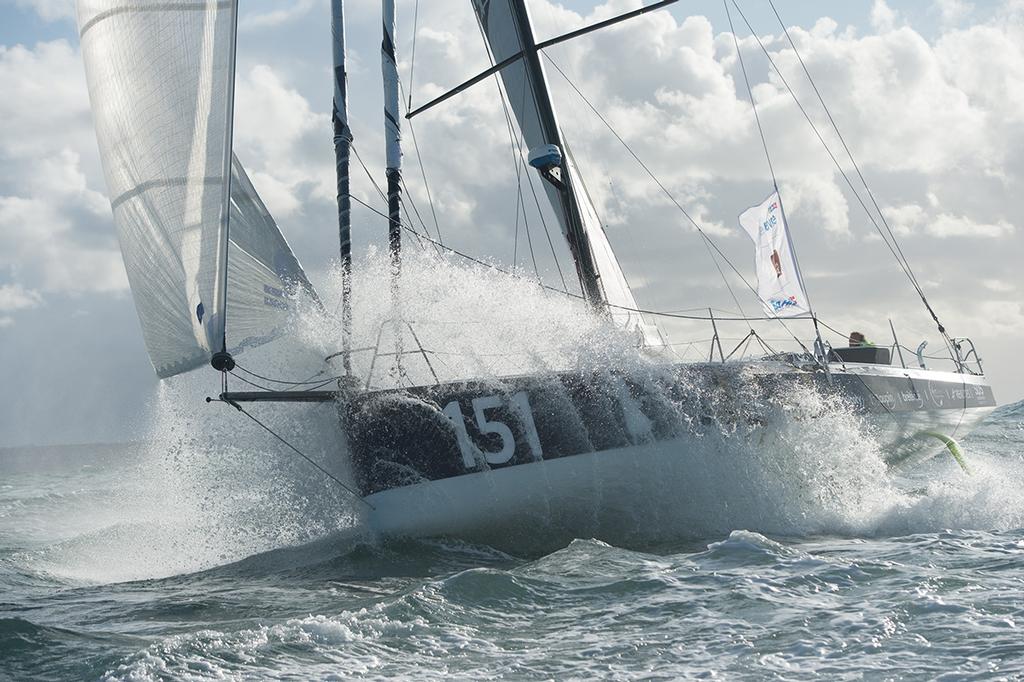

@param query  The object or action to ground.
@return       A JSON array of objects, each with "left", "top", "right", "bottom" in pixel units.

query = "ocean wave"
[{"left": 95, "top": 526, "right": 1024, "bottom": 681}]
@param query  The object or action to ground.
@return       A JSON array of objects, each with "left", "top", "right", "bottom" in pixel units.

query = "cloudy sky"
[{"left": 0, "top": 0, "right": 1021, "bottom": 446}]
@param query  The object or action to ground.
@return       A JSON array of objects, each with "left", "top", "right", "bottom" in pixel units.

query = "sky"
[{"left": 0, "top": 0, "right": 1021, "bottom": 446}]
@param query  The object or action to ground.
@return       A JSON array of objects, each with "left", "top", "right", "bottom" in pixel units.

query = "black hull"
[{"left": 342, "top": 361, "right": 996, "bottom": 499}]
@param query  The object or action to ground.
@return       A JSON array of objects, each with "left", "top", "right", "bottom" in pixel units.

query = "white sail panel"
[
  {"left": 224, "top": 158, "right": 318, "bottom": 355},
  {"left": 78, "top": 1, "right": 316, "bottom": 377},
  {"left": 564, "top": 150, "right": 662, "bottom": 347},
  {"left": 472, "top": 0, "right": 659, "bottom": 346}
]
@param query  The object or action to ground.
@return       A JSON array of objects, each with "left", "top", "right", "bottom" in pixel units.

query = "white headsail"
[
  {"left": 78, "top": 0, "right": 317, "bottom": 378},
  {"left": 563, "top": 148, "right": 659, "bottom": 343},
  {"left": 738, "top": 191, "right": 810, "bottom": 318},
  {"left": 472, "top": 0, "right": 660, "bottom": 347}
]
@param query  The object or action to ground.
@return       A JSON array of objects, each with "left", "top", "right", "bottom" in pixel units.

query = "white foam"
[{"left": 18, "top": 253, "right": 1023, "bottom": 580}]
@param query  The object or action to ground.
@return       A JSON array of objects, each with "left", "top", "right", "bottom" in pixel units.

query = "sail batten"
[
  {"left": 79, "top": 0, "right": 317, "bottom": 378},
  {"left": 79, "top": 1, "right": 232, "bottom": 36}
]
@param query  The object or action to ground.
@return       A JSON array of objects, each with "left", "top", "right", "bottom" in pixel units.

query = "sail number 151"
[{"left": 441, "top": 391, "right": 543, "bottom": 469}]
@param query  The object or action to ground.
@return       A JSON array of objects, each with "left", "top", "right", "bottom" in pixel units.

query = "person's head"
[{"left": 849, "top": 331, "right": 866, "bottom": 347}]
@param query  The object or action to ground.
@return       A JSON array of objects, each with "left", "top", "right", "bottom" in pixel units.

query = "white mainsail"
[
  {"left": 472, "top": 0, "right": 660, "bottom": 346},
  {"left": 78, "top": 0, "right": 316, "bottom": 378}
]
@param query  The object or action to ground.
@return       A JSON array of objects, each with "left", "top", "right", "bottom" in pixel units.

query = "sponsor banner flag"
[{"left": 738, "top": 191, "right": 810, "bottom": 318}]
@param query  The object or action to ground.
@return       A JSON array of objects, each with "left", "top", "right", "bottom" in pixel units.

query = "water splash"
[
  {"left": 9, "top": 252, "right": 1021, "bottom": 581},
  {"left": 292, "top": 247, "right": 641, "bottom": 388}
]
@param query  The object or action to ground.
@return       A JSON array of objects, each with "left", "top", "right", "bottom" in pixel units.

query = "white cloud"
[
  {"left": 935, "top": 24, "right": 1024, "bottom": 123},
  {"left": 959, "top": 300, "right": 1024, "bottom": 337},
  {"left": 0, "top": 41, "right": 96, "bottom": 159},
  {"left": 928, "top": 214, "right": 1015, "bottom": 238},
  {"left": 0, "top": 283, "right": 43, "bottom": 312},
  {"left": 13, "top": 0, "right": 74, "bottom": 22},
  {"left": 982, "top": 279, "right": 1015, "bottom": 293},
  {"left": 240, "top": 0, "right": 318, "bottom": 31},
  {"left": 883, "top": 203, "right": 928, "bottom": 234},
  {"left": 780, "top": 176, "right": 851, "bottom": 236},
  {"left": 0, "top": 195, "right": 127, "bottom": 293},
  {"left": 233, "top": 64, "right": 332, "bottom": 216},
  {"left": 248, "top": 170, "right": 303, "bottom": 217},
  {"left": 870, "top": 0, "right": 899, "bottom": 32},
  {"left": 884, "top": 203, "right": 1015, "bottom": 238},
  {"left": 935, "top": 0, "right": 974, "bottom": 26},
  {"left": 0, "top": 40, "right": 126, "bottom": 307}
]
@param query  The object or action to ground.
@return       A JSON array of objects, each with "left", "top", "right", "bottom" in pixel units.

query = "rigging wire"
[
  {"left": 723, "top": 0, "right": 820, "bottom": 348},
  {"left": 233, "top": 363, "right": 338, "bottom": 386},
  {"left": 531, "top": 160, "right": 570, "bottom": 292},
  {"left": 763, "top": 0, "right": 948, "bottom": 340},
  {"left": 351, "top": 143, "right": 434, "bottom": 255},
  {"left": 209, "top": 395, "right": 374, "bottom": 510},
  {"left": 542, "top": 54, "right": 752, "bottom": 310},
  {"left": 407, "top": 120, "right": 444, "bottom": 244},
  {"left": 541, "top": 52, "right": 816, "bottom": 356},
  {"left": 398, "top": 79, "right": 444, "bottom": 245},
  {"left": 344, "top": 189, "right": 818, "bottom": 323},
  {"left": 399, "top": 173, "right": 443, "bottom": 257},
  {"left": 226, "top": 372, "right": 282, "bottom": 393},
  {"left": 512, "top": 197, "right": 521, "bottom": 265},
  {"left": 725, "top": 0, "right": 777, "bottom": 187},
  {"left": 521, "top": 190, "right": 540, "bottom": 279},
  {"left": 496, "top": 25, "right": 540, "bottom": 281},
  {"left": 352, "top": 144, "right": 394, "bottom": 209},
  {"left": 227, "top": 371, "right": 339, "bottom": 394},
  {"left": 407, "top": 0, "right": 420, "bottom": 111},
  {"left": 507, "top": 105, "right": 539, "bottom": 279},
  {"left": 509, "top": 82, "right": 528, "bottom": 266},
  {"left": 473, "top": 8, "right": 569, "bottom": 292},
  {"left": 728, "top": 0, "right": 952, "bottom": 349}
]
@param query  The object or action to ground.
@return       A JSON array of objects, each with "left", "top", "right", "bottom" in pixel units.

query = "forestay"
[
  {"left": 78, "top": 0, "right": 317, "bottom": 378},
  {"left": 472, "top": 0, "right": 661, "bottom": 346}
]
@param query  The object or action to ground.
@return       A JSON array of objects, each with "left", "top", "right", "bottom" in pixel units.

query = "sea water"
[{"left": 2, "top": 254, "right": 1022, "bottom": 679}]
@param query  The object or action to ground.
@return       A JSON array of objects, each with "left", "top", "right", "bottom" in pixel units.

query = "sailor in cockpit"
[{"left": 848, "top": 331, "right": 873, "bottom": 348}]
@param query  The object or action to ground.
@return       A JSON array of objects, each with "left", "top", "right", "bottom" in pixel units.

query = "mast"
[
  {"left": 331, "top": 0, "right": 354, "bottom": 375},
  {"left": 507, "top": 0, "right": 604, "bottom": 308},
  {"left": 382, "top": 0, "right": 402, "bottom": 280},
  {"left": 211, "top": 0, "right": 240, "bottom": 372},
  {"left": 381, "top": 0, "right": 404, "bottom": 375}
]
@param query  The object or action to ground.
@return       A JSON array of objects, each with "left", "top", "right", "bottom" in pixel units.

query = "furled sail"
[
  {"left": 78, "top": 0, "right": 317, "bottom": 378},
  {"left": 471, "top": 0, "right": 661, "bottom": 346}
]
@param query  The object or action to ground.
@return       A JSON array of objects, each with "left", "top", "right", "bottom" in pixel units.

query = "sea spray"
[
  {"left": 19, "top": 392, "right": 362, "bottom": 583},
  {"left": 10, "top": 253, "right": 1020, "bottom": 581},
  {"left": 9, "top": 252, "right": 610, "bottom": 582},
  {"left": 293, "top": 248, "right": 624, "bottom": 388}
]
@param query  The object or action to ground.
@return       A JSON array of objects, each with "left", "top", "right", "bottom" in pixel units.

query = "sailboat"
[{"left": 77, "top": 0, "right": 996, "bottom": 548}]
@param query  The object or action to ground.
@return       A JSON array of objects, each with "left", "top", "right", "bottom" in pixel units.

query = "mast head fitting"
[
  {"left": 528, "top": 144, "right": 562, "bottom": 172},
  {"left": 210, "top": 350, "right": 236, "bottom": 373}
]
